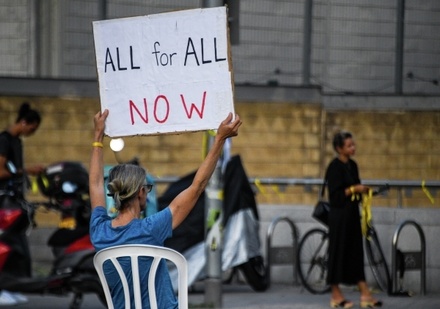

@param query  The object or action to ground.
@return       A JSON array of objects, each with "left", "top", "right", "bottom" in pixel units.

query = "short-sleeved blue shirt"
[{"left": 90, "top": 206, "right": 177, "bottom": 309}]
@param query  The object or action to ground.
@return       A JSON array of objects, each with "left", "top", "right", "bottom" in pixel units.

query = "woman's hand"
[
  {"left": 353, "top": 184, "right": 369, "bottom": 194},
  {"left": 216, "top": 113, "right": 242, "bottom": 141},
  {"left": 93, "top": 109, "right": 109, "bottom": 141},
  {"left": 26, "top": 165, "right": 45, "bottom": 176}
]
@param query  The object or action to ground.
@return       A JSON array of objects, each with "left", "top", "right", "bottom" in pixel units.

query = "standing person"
[
  {"left": 0, "top": 102, "right": 45, "bottom": 306},
  {"left": 89, "top": 109, "right": 241, "bottom": 308},
  {"left": 0, "top": 102, "right": 45, "bottom": 195},
  {"left": 325, "top": 131, "right": 382, "bottom": 308}
]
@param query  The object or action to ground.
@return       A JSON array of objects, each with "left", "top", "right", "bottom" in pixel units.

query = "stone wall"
[{"left": 1, "top": 96, "right": 439, "bottom": 227}]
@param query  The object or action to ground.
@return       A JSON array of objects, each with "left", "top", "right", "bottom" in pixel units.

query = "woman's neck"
[
  {"left": 112, "top": 205, "right": 140, "bottom": 227},
  {"left": 7, "top": 123, "right": 21, "bottom": 137},
  {"left": 338, "top": 154, "right": 349, "bottom": 163}
]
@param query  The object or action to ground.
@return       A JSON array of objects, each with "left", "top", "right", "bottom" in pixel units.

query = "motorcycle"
[
  {"left": 0, "top": 161, "right": 105, "bottom": 309},
  {"left": 159, "top": 155, "right": 269, "bottom": 292}
]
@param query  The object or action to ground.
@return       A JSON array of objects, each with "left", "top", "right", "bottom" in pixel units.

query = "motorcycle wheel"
[
  {"left": 97, "top": 290, "right": 107, "bottom": 307},
  {"left": 237, "top": 255, "right": 268, "bottom": 292}
]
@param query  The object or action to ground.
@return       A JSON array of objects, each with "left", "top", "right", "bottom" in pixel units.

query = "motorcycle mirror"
[
  {"left": 62, "top": 181, "right": 78, "bottom": 194},
  {"left": 110, "top": 138, "right": 125, "bottom": 152},
  {"left": 6, "top": 161, "right": 17, "bottom": 174}
]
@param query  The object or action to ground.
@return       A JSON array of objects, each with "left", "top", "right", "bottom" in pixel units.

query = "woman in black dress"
[{"left": 325, "top": 131, "right": 382, "bottom": 308}]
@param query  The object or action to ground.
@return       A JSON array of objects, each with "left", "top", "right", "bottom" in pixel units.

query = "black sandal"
[
  {"left": 360, "top": 299, "right": 383, "bottom": 308},
  {"left": 330, "top": 299, "right": 354, "bottom": 308}
]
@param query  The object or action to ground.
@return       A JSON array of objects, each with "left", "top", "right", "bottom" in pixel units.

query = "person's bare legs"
[
  {"left": 358, "top": 281, "right": 382, "bottom": 307},
  {"left": 330, "top": 285, "right": 353, "bottom": 308},
  {"left": 358, "top": 281, "right": 372, "bottom": 298}
]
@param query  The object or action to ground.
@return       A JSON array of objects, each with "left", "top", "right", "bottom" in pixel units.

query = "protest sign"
[{"left": 93, "top": 7, "right": 234, "bottom": 137}]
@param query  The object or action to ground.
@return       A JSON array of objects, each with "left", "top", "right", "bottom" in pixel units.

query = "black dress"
[{"left": 325, "top": 157, "right": 365, "bottom": 285}]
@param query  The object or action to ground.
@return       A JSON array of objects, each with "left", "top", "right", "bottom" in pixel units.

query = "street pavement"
[{"left": 1, "top": 283, "right": 439, "bottom": 308}]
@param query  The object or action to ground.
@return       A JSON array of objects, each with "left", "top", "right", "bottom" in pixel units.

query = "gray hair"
[{"left": 107, "top": 164, "right": 146, "bottom": 210}]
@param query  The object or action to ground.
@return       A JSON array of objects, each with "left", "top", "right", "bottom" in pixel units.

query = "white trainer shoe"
[
  {"left": 10, "top": 292, "right": 28, "bottom": 304},
  {"left": 0, "top": 290, "right": 18, "bottom": 306}
]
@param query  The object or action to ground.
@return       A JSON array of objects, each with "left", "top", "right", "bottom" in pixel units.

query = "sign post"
[{"left": 202, "top": 2, "right": 227, "bottom": 308}]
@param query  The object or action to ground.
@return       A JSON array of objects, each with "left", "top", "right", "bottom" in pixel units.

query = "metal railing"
[{"left": 153, "top": 176, "right": 440, "bottom": 208}]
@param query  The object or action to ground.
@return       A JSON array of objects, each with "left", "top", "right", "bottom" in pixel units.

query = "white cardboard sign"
[{"left": 92, "top": 7, "right": 234, "bottom": 137}]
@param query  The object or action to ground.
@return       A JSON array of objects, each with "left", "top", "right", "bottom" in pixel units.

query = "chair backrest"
[{"left": 93, "top": 244, "right": 188, "bottom": 309}]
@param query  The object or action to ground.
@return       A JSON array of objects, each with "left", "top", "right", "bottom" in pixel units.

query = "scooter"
[
  {"left": 0, "top": 161, "right": 105, "bottom": 309},
  {"left": 160, "top": 155, "right": 269, "bottom": 292}
]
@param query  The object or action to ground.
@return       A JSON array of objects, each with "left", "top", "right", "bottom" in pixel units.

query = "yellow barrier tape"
[
  {"left": 30, "top": 177, "right": 39, "bottom": 194},
  {"left": 211, "top": 237, "right": 218, "bottom": 251},
  {"left": 351, "top": 193, "right": 360, "bottom": 201},
  {"left": 361, "top": 189, "right": 373, "bottom": 239},
  {"left": 271, "top": 185, "right": 283, "bottom": 197},
  {"left": 202, "top": 132, "right": 208, "bottom": 159},
  {"left": 58, "top": 217, "right": 76, "bottom": 229},
  {"left": 254, "top": 178, "right": 266, "bottom": 194},
  {"left": 206, "top": 209, "right": 221, "bottom": 230},
  {"left": 421, "top": 180, "right": 435, "bottom": 204},
  {"left": 202, "top": 130, "right": 217, "bottom": 159}
]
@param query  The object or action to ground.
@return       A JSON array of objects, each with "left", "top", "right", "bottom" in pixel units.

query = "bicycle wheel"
[
  {"left": 296, "top": 228, "right": 330, "bottom": 294},
  {"left": 365, "top": 225, "right": 391, "bottom": 293}
]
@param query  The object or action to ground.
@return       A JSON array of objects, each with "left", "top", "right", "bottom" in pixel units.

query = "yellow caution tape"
[
  {"left": 254, "top": 178, "right": 266, "bottom": 194},
  {"left": 30, "top": 177, "right": 39, "bottom": 194},
  {"left": 271, "top": 185, "right": 283, "bottom": 197},
  {"left": 421, "top": 180, "right": 435, "bottom": 204},
  {"left": 206, "top": 209, "right": 221, "bottom": 230},
  {"left": 58, "top": 217, "right": 76, "bottom": 229},
  {"left": 361, "top": 189, "right": 373, "bottom": 239},
  {"left": 202, "top": 130, "right": 217, "bottom": 159}
]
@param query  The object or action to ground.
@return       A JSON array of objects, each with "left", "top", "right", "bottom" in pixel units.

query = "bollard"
[
  {"left": 391, "top": 220, "right": 426, "bottom": 296},
  {"left": 266, "top": 216, "right": 299, "bottom": 287}
]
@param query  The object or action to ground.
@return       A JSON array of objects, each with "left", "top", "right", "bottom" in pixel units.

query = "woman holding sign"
[{"left": 89, "top": 109, "right": 241, "bottom": 308}]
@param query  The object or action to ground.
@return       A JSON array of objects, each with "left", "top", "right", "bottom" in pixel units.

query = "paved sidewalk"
[
  {"left": 188, "top": 283, "right": 440, "bottom": 309},
  {"left": 1, "top": 283, "right": 438, "bottom": 308}
]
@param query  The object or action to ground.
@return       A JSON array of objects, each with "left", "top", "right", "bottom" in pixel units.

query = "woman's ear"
[{"left": 138, "top": 186, "right": 146, "bottom": 198}]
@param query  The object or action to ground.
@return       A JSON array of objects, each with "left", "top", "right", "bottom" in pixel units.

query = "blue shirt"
[{"left": 90, "top": 206, "right": 177, "bottom": 309}]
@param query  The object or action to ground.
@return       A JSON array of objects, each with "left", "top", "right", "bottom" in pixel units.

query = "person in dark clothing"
[
  {"left": 0, "top": 102, "right": 44, "bottom": 306},
  {"left": 325, "top": 131, "right": 382, "bottom": 308},
  {"left": 0, "top": 102, "right": 45, "bottom": 194}
]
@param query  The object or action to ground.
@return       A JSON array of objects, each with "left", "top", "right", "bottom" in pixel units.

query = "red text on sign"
[{"left": 129, "top": 91, "right": 207, "bottom": 125}]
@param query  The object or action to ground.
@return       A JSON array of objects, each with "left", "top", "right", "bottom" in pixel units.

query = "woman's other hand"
[
  {"left": 93, "top": 109, "right": 109, "bottom": 141},
  {"left": 216, "top": 113, "right": 242, "bottom": 141}
]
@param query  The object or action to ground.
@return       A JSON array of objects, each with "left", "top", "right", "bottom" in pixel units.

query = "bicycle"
[{"left": 296, "top": 185, "right": 390, "bottom": 294}]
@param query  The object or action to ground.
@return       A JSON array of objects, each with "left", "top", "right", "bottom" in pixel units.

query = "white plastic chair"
[{"left": 93, "top": 244, "right": 188, "bottom": 309}]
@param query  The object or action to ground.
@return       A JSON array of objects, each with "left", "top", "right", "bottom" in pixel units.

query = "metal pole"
[
  {"left": 302, "top": 0, "right": 313, "bottom": 86},
  {"left": 98, "top": 0, "right": 107, "bottom": 20},
  {"left": 203, "top": 133, "right": 224, "bottom": 308},
  {"left": 201, "top": 1, "right": 224, "bottom": 306},
  {"left": 395, "top": 0, "right": 405, "bottom": 94},
  {"left": 202, "top": 0, "right": 224, "bottom": 9}
]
